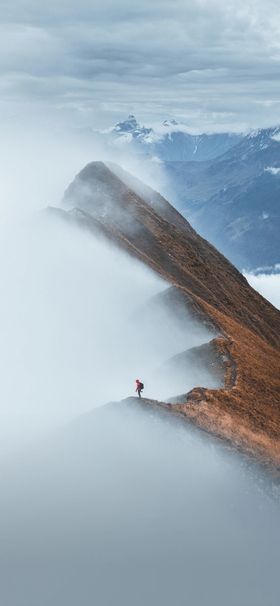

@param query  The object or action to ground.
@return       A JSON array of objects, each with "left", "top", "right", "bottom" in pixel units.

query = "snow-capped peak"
[
  {"left": 248, "top": 128, "right": 263, "bottom": 139},
  {"left": 271, "top": 126, "right": 280, "bottom": 142},
  {"left": 162, "top": 119, "right": 179, "bottom": 128},
  {"left": 114, "top": 114, "right": 139, "bottom": 133},
  {"left": 247, "top": 125, "right": 280, "bottom": 143},
  {"left": 112, "top": 115, "right": 153, "bottom": 142}
]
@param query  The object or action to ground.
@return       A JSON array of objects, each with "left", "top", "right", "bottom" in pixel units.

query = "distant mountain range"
[
  {"left": 95, "top": 117, "right": 280, "bottom": 271},
  {"left": 163, "top": 126, "right": 280, "bottom": 270},
  {"left": 100, "top": 114, "right": 243, "bottom": 161}
]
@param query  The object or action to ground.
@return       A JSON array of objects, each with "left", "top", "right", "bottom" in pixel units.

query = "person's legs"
[{"left": 137, "top": 389, "right": 141, "bottom": 398}]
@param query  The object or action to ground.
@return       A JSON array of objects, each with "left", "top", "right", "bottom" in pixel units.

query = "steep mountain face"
[
  {"left": 102, "top": 114, "right": 242, "bottom": 161},
  {"left": 163, "top": 126, "right": 280, "bottom": 269},
  {"left": 61, "top": 162, "right": 280, "bottom": 468}
]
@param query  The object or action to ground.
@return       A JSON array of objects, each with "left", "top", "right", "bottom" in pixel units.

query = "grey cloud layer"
[{"left": 1, "top": 0, "right": 280, "bottom": 130}]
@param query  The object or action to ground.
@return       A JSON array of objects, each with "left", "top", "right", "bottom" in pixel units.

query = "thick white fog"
[
  {"left": 0, "top": 124, "right": 168, "bottom": 222},
  {"left": 0, "top": 210, "right": 217, "bottom": 456},
  {"left": 0, "top": 401, "right": 279, "bottom": 606},
  {"left": 244, "top": 271, "right": 280, "bottom": 310},
  {"left": 0, "top": 129, "right": 279, "bottom": 606}
]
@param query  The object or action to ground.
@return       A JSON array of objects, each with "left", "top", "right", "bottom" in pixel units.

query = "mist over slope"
[
  {"left": 61, "top": 161, "right": 280, "bottom": 466},
  {"left": 1, "top": 399, "right": 280, "bottom": 606},
  {"left": 0, "top": 156, "right": 279, "bottom": 606},
  {"left": 0, "top": 212, "right": 219, "bottom": 457}
]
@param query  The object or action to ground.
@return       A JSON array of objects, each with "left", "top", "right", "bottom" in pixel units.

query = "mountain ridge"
[{"left": 58, "top": 161, "right": 280, "bottom": 467}]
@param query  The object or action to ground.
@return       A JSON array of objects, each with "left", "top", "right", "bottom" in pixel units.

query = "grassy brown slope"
[
  {"left": 171, "top": 301, "right": 280, "bottom": 467},
  {"left": 62, "top": 162, "right": 280, "bottom": 467}
]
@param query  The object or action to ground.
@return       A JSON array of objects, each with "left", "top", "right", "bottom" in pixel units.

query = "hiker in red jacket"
[{"left": 135, "top": 379, "right": 144, "bottom": 398}]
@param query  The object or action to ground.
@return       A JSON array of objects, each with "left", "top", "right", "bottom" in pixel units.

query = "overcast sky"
[{"left": 1, "top": 0, "right": 280, "bottom": 131}]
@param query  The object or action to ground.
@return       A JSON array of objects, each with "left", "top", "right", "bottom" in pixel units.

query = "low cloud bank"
[
  {"left": 0, "top": 210, "right": 216, "bottom": 456},
  {"left": 0, "top": 126, "right": 279, "bottom": 606},
  {"left": 0, "top": 124, "right": 168, "bottom": 223},
  {"left": 0, "top": 401, "right": 279, "bottom": 606},
  {"left": 244, "top": 270, "right": 280, "bottom": 309}
]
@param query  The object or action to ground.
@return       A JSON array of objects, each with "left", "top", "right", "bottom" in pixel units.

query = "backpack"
[{"left": 139, "top": 382, "right": 144, "bottom": 390}]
